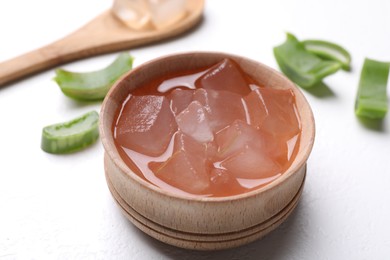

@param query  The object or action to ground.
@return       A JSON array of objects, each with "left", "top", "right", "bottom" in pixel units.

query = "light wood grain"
[
  {"left": 99, "top": 52, "right": 316, "bottom": 250},
  {"left": 0, "top": 0, "right": 204, "bottom": 87},
  {"left": 105, "top": 159, "right": 306, "bottom": 250}
]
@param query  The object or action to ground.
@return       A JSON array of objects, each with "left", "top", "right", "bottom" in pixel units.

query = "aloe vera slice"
[
  {"left": 302, "top": 40, "right": 351, "bottom": 71},
  {"left": 41, "top": 111, "right": 99, "bottom": 154},
  {"left": 54, "top": 53, "right": 134, "bottom": 101},
  {"left": 355, "top": 58, "right": 389, "bottom": 119},
  {"left": 274, "top": 33, "right": 341, "bottom": 88}
]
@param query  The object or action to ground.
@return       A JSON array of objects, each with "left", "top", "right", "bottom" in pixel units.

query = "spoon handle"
[
  {"left": 0, "top": 39, "right": 78, "bottom": 86},
  {"left": 0, "top": 10, "right": 145, "bottom": 87}
]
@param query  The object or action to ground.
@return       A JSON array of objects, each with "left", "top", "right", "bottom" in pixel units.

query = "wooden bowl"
[{"left": 99, "top": 52, "right": 315, "bottom": 250}]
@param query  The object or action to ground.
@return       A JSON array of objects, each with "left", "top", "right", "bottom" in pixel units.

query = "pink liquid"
[{"left": 113, "top": 59, "right": 301, "bottom": 197}]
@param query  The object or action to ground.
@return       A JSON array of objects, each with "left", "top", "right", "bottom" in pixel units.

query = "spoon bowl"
[{"left": 0, "top": 0, "right": 204, "bottom": 86}]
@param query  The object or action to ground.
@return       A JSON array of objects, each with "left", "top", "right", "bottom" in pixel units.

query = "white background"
[{"left": 1, "top": 0, "right": 390, "bottom": 259}]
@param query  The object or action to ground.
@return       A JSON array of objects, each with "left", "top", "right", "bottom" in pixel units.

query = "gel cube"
[
  {"left": 150, "top": 132, "right": 210, "bottom": 194},
  {"left": 115, "top": 95, "right": 177, "bottom": 156}
]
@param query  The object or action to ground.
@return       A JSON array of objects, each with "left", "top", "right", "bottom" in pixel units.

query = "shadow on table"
[
  {"left": 300, "top": 82, "right": 336, "bottom": 98},
  {"left": 131, "top": 201, "right": 306, "bottom": 260}
]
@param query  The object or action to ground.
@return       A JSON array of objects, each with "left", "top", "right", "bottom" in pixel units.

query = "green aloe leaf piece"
[
  {"left": 54, "top": 53, "right": 134, "bottom": 100},
  {"left": 355, "top": 58, "right": 389, "bottom": 119},
  {"left": 274, "top": 33, "right": 341, "bottom": 88},
  {"left": 41, "top": 111, "right": 99, "bottom": 154},
  {"left": 302, "top": 39, "right": 351, "bottom": 71}
]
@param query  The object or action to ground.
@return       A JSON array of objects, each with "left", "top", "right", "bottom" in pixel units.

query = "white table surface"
[{"left": 1, "top": 0, "right": 390, "bottom": 259}]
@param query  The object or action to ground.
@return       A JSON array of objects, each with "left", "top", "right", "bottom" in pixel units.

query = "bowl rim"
[{"left": 100, "top": 51, "right": 315, "bottom": 203}]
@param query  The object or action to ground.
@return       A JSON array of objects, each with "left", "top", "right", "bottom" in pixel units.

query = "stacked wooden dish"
[{"left": 100, "top": 52, "right": 315, "bottom": 250}]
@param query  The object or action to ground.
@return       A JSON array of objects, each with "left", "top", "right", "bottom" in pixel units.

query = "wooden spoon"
[{"left": 0, "top": 0, "right": 204, "bottom": 87}]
